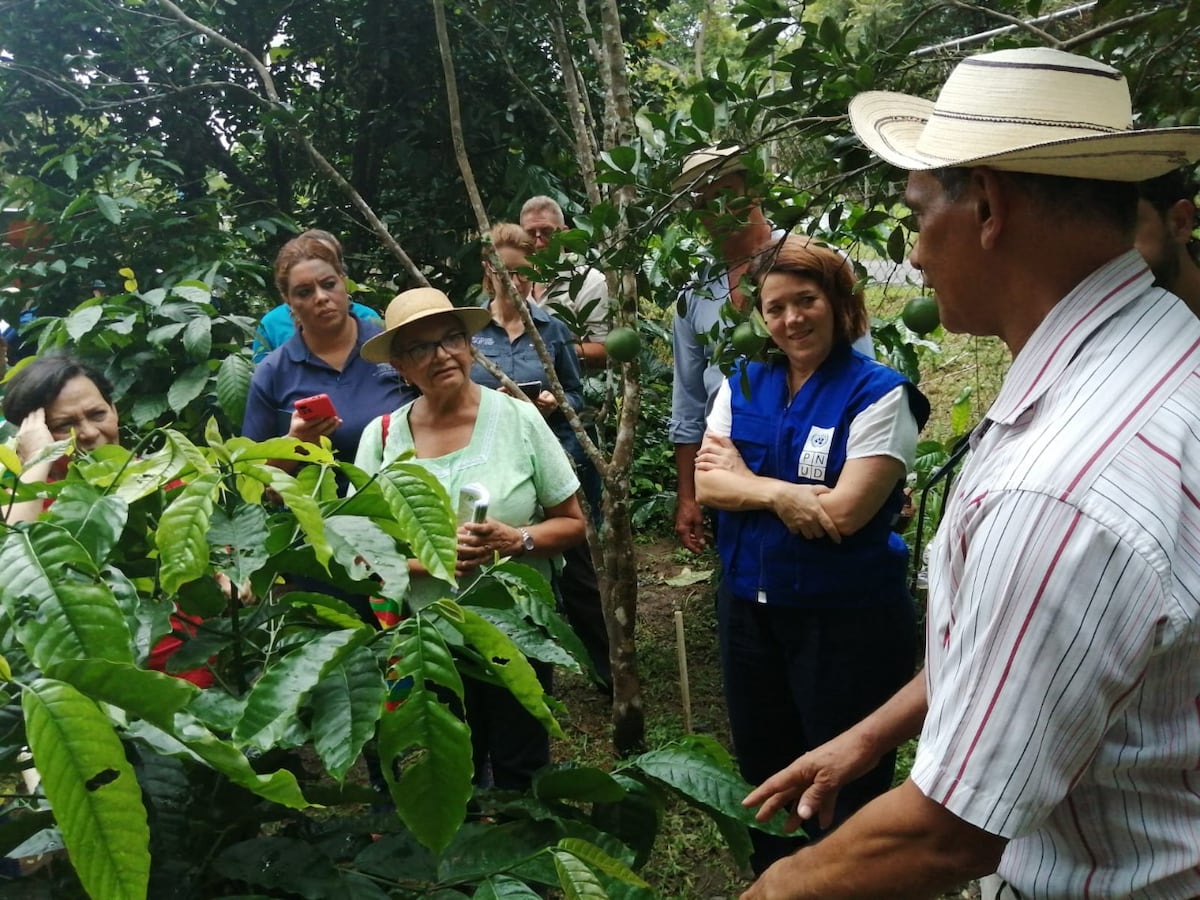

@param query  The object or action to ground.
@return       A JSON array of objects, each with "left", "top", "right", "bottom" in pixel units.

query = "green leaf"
[
  {"left": 379, "top": 618, "right": 472, "bottom": 853},
  {"left": 0, "top": 443, "right": 21, "bottom": 476},
  {"left": 62, "top": 152, "right": 78, "bottom": 181},
  {"left": 112, "top": 430, "right": 209, "bottom": 500},
  {"left": 155, "top": 471, "right": 221, "bottom": 594},
  {"left": 228, "top": 435, "right": 336, "bottom": 466},
  {"left": 130, "top": 395, "right": 168, "bottom": 426},
  {"left": 557, "top": 838, "right": 649, "bottom": 890},
  {"left": 95, "top": 193, "right": 122, "bottom": 225},
  {"left": 65, "top": 305, "right": 103, "bottom": 341},
  {"left": 48, "top": 483, "right": 129, "bottom": 565},
  {"left": 234, "top": 629, "right": 365, "bottom": 751},
  {"left": 23, "top": 678, "right": 149, "bottom": 900},
  {"left": 126, "top": 713, "right": 309, "bottom": 808},
  {"left": 437, "top": 600, "right": 562, "bottom": 739},
  {"left": 371, "top": 461, "right": 457, "bottom": 583},
  {"left": 886, "top": 225, "right": 907, "bottom": 265},
  {"left": 310, "top": 643, "right": 384, "bottom": 780},
  {"left": 0, "top": 523, "right": 134, "bottom": 668},
  {"left": 283, "top": 591, "right": 370, "bottom": 630},
  {"left": 182, "top": 315, "right": 212, "bottom": 360},
  {"left": 237, "top": 461, "right": 332, "bottom": 567},
  {"left": 484, "top": 564, "right": 590, "bottom": 676},
  {"left": 44, "top": 659, "right": 197, "bottom": 729},
  {"left": 167, "top": 363, "right": 210, "bottom": 412},
  {"left": 473, "top": 875, "right": 544, "bottom": 899},
  {"left": 207, "top": 504, "right": 269, "bottom": 585},
  {"left": 551, "top": 848, "right": 608, "bottom": 899},
  {"left": 215, "top": 353, "right": 253, "bottom": 427},
  {"left": 211, "top": 836, "right": 341, "bottom": 897},
  {"left": 534, "top": 765, "right": 627, "bottom": 804},
  {"left": 624, "top": 741, "right": 791, "bottom": 836},
  {"left": 324, "top": 514, "right": 410, "bottom": 599}
]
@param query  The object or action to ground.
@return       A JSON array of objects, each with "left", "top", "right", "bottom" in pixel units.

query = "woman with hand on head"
[
  {"left": 355, "top": 287, "right": 586, "bottom": 790},
  {"left": 1, "top": 353, "right": 214, "bottom": 686},
  {"left": 695, "top": 235, "right": 929, "bottom": 873},
  {"left": 242, "top": 235, "right": 413, "bottom": 469},
  {"left": 2, "top": 353, "right": 119, "bottom": 524}
]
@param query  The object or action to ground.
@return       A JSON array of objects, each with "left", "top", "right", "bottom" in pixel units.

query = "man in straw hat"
[{"left": 739, "top": 47, "right": 1200, "bottom": 900}]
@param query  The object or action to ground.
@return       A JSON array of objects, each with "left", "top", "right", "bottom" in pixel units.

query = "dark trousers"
[
  {"left": 557, "top": 539, "right": 612, "bottom": 687},
  {"left": 717, "top": 580, "right": 917, "bottom": 874},
  {"left": 463, "top": 660, "right": 553, "bottom": 791}
]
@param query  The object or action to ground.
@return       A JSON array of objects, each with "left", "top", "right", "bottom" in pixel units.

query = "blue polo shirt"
[
  {"left": 469, "top": 302, "right": 585, "bottom": 460},
  {"left": 252, "top": 301, "right": 382, "bottom": 363},
  {"left": 242, "top": 315, "right": 415, "bottom": 463}
]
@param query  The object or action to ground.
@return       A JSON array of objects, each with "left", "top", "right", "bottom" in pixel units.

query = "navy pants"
[{"left": 717, "top": 580, "right": 918, "bottom": 874}]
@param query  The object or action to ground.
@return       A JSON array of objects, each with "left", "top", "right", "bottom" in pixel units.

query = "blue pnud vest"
[{"left": 716, "top": 347, "right": 930, "bottom": 608}]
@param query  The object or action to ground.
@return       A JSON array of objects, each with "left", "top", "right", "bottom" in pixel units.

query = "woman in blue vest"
[{"left": 695, "top": 235, "right": 929, "bottom": 873}]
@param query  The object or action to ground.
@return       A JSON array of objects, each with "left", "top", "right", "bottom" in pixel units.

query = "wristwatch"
[{"left": 518, "top": 527, "right": 535, "bottom": 554}]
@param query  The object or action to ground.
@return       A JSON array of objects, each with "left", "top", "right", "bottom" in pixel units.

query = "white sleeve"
[
  {"left": 846, "top": 385, "right": 918, "bottom": 468},
  {"left": 704, "top": 379, "right": 733, "bottom": 438},
  {"left": 851, "top": 330, "right": 875, "bottom": 358}
]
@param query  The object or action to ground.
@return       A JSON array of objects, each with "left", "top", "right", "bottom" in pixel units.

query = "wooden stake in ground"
[{"left": 673, "top": 602, "right": 692, "bottom": 733}]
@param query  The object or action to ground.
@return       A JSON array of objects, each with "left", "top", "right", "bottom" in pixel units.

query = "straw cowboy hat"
[
  {"left": 672, "top": 145, "right": 749, "bottom": 193},
  {"left": 361, "top": 287, "right": 491, "bottom": 364},
  {"left": 848, "top": 47, "right": 1200, "bottom": 181}
]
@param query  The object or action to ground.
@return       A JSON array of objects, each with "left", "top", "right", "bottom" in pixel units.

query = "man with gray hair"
[
  {"left": 740, "top": 47, "right": 1200, "bottom": 900},
  {"left": 519, "top": 196, "right": 610, "bottom": 371}
]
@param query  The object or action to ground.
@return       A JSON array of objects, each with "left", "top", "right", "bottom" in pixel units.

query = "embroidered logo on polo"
[{"left": 799, "top": 425, "right": 834, "bottom": 481}]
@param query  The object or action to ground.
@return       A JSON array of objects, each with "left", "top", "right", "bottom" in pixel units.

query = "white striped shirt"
[{"left": 912, "top": 251, "right": 1200, "bottom": 900}]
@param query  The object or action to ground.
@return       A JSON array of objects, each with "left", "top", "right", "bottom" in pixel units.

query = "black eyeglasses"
[{"left": 394, "top": 332, "right": 468, "bottom": 365}]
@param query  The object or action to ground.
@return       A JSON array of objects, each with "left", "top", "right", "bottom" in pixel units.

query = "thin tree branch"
[
  {"left": 431, "top": 0, "right": 604, "bottom": 472},
  {"left": 154, "top": 0, "right": 427, "bottom": 286}
]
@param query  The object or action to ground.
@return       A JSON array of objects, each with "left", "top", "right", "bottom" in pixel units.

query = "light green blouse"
[{"left": 354, "top": 387, "right": 580, "bottom": 605}]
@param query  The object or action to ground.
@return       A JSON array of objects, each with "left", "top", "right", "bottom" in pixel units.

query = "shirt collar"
[
  {"left": 985, "top": 250, "right": 1154, "bottom": 426},
  {"left": 282, "top": 312, "right": 376, "bottom": 364}
]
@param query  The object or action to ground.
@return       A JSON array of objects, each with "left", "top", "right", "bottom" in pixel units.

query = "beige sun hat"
[
  {"left": 848, "top": 47, "right": 1200, "bottom": 182},
  {"left": 360, "top": 287, "right": 492, "bottom": 364},
  {"left": 672, "top": 145, "right": 749, "bottom": 193}
]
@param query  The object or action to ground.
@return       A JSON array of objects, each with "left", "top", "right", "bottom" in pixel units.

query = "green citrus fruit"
[
  {"left": 731, "top": 320, "right": 767, "bottom": 356},
  {"left": 901, "top": 295, "right": 940, "bottom": 336},
  {"left": 605, "top": 326, "right": 641, "bottom": 362}
]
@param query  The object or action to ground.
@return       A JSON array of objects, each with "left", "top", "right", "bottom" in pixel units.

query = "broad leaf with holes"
[{"left": 23, "top": 678, "right": 149, "bottom": 900}]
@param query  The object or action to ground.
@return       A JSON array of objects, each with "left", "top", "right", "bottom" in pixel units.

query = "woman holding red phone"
[{"left": 242, "top": 235, "right": 414, "bottom": 466}]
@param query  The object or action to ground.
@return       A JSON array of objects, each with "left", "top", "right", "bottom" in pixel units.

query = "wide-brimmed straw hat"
[
  {"left": 360, "top": 287, "right": 491, "bottom": 364},
  {"left": 848, "top": 47, "right": 1200, "bottom": 182},
  {"left": 672, "top": 145, "right": 749, "bottom": 193}
]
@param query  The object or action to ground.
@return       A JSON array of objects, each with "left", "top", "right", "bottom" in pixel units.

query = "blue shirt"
[
  {"left": 469, "top": 303, "right": 585, "bottom": 460},
  {"left": 242, "top": 315, "right": 415, "bottom": 463},
  {"left": 252, "top": 301, "right": 382, "bottom": 364}
]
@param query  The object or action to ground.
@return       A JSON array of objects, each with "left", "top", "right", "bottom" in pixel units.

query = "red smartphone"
[{"left": 294, "top": 393, "right": 338, "bottom": 420}]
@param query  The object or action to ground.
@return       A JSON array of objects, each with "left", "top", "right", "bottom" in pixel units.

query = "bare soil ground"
[{"left": 553, "top": 535, "right": 980, "bottom": 899}]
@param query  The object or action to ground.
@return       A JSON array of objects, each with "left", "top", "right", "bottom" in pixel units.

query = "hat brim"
[
  {"left": 360, "top": 305, "right": 492, "bottom": 364},
  {"left": 849, "top": 91, "right": 1200, "bottom": 182},
  {"left": 671, "top": 154, "right": 749, "bottom": 194}
]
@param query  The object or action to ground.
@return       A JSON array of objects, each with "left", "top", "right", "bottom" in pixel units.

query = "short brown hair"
[
  {"left": 750, "top": 235, "right": 867, "bottom": 346},
  {"left": 273, "top": 236, "right": 345, "bottom": 298}
]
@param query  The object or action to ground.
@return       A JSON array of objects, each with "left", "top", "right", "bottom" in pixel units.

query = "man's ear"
[
  {"left": 973, "top": 167, "right": 1008, "bottom": 250},
  {"left": 1165, "top": 199, "right": 1198, "bottom": 247}
]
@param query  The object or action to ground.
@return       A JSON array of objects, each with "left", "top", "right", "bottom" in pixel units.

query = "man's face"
[
  {"left": 520, "top": 209, "right": 563, "bottom": 251},
  {"left": 1134, "top": 198, "right": 1182, "bottom": 292},
  {"left": 904, "top": 170, "right": 990, "bottom": 337},
  {"left": 693, "top": 173, "right": 754, "bottom": 237}
]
